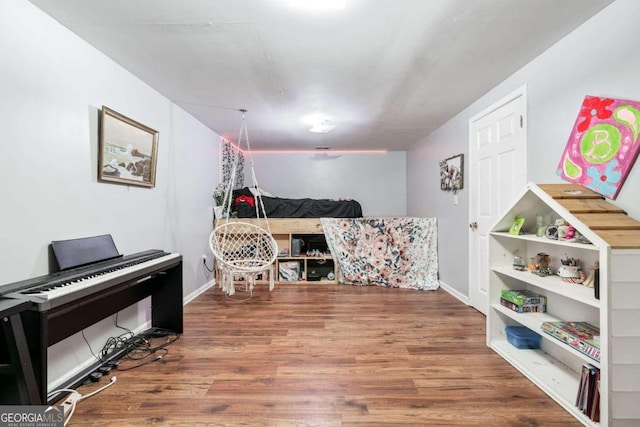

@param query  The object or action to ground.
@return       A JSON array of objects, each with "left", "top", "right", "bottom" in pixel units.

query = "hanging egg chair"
[{"left": 209, "top": 110, "right": 278, "bottom": 299}]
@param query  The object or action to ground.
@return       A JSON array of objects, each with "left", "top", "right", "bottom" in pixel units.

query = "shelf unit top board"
[
  {"left": 594, "top": 229, "right": 640, "bottom": 249},
  {"left": 265, "top": 218, "right": 325, "bottom": 234},
  {"left": 216, "top": 218, "right": 324, "bottom": 234},
  {"left": 535, "top": 183, "right": 640, "bottom": 249},
  {"left": 572, "top": 213, "right": 640, "bottom": 230},
  {"left": 554, "top": 198, "right": 626, "bottom": 214},
  {"left": 536, "top": 183, "right": 604, "bottom": 199}
]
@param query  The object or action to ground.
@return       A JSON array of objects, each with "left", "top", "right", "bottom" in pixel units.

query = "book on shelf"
[
  {"left": 576, "top": 363, "right": 589, "bottom": 408},
  {"left": 500, "top": 289, "right": 547, "bottom": 306},
  {"left": 576, "top": 363, "right": 600, "bottom": 422},
  {"left": 500, "top": 298, "right": 546, "bottom": 313},
  {"left": 590, "top": 374, "right": 600, "bottom": 422},
  {"left": 541, "top": 321, "right": 600, "bottom": 362}
]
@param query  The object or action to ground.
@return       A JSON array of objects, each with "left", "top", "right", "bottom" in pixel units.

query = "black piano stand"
[
  {"left": 0, "top": 299, "right": 41, "bottom": 404},
  {"left": 1, "top": 259, "right": 182, "bottom": 405}
]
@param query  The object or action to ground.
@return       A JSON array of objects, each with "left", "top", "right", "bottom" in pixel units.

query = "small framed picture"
[
  {"left": 439, "top": 154, "right": 464, "bottom": 193},
  {"left": 98, "top": 106, "right": 159, "bottom": 188},
  {"left": 509, "top": 216, "right": 526, "bottom": 235}
]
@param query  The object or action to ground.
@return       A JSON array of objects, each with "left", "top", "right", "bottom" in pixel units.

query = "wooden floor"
[{"left": 63, "top": 284, "right": 581, "bottom": 426}]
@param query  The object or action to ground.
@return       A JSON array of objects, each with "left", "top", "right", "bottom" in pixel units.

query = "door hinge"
[{"left": 520, "top": 115, "right": 524, "bottom": 128}]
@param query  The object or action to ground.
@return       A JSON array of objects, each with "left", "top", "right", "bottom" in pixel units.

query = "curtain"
[
  {"left": 321, "top": 217, "right": 439, "bottom": 290},
  {"left": 221, "top": 139, "right": 244, "bottom": 189}
]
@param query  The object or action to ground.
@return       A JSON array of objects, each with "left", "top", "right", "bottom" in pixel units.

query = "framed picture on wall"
[
  {"left": 98, "top": 106, "right": 159, "bottom": 188},
  {"left": 439, "top": 153, "right": 464, "bottom": 193}
]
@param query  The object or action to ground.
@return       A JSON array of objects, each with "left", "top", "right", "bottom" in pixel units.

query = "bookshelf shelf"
[
  {"left": 491, "top": 231, "right": 600, "bottom": 251},
  {"left": 488, "top": 183, "right": 640, "bottom": 427},
  {"left": 490, "top": 341, "right": 597, "bottom": 427},
  {"left": 492, "top": 266, "right": 600, "bottom": 308},
  {"left": 492, "top": 303, "right": 600, "bottom": 368}
]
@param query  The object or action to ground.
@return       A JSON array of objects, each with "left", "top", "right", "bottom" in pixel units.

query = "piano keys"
[{"left": 2, "top": 249, "right": 181, "bottom": 310}]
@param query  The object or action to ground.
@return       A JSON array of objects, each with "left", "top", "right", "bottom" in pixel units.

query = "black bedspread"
[{"left": 234, "top": 191, "right": 362, "bottom": 218}]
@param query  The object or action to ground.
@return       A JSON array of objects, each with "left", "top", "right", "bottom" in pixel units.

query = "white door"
[{"left": 469, "top": 86, "right": 528, "bottom": 315}]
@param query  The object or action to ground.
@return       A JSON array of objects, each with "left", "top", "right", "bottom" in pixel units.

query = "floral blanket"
[{"left": 321, "top": 217, "right": 439, "bottom": 290}]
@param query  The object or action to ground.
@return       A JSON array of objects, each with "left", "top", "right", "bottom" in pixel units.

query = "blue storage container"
[{"left": 505, "top": 326, "right": 541, "bottom": 349}]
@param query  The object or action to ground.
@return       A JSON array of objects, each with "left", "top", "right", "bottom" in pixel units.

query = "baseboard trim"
[
  {"left": 183, "top": 279, "right": 215, "bottom": 305},
  {"left": 439, "top": 281, "right": 470, "bottom": 305}
]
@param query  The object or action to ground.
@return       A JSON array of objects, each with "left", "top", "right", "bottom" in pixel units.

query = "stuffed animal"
[{"left": 558, "top": 225, "right": 569, "bottom": 239}]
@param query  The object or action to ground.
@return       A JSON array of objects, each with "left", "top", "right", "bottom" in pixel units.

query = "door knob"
[{"left": 469, "top": 222, "right": 478, "bottom": 230}]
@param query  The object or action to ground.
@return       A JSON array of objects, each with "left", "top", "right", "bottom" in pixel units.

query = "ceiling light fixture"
[
  {"left": 287, "top": 0, "right": 347, "bottom": 11},
  {"left": 309, "top": 120, "right": 336, "bottom": 133}
]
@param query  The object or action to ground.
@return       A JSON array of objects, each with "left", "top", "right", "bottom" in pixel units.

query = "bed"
[
  {"left": 221, "top": 189, "right": 437, "bottom": 291},
  {"left": 232, "top": 187, "right": 363, "bottom": 218}
]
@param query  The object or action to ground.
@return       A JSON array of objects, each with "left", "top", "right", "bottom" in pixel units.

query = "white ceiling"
[{"left": 29, "top": 0, "right": 613, "bottom": 151}]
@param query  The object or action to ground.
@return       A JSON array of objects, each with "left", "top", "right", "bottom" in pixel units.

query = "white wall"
[
  {"left": 407, "top": 0, "right": 640, "bottom": 298},
  {"left": 0, "top": 0, "right": 218, "bottom": 389},
  {"left": 251, "top": 151, "right": 407, "bottom": 217},
  {"left": 407, "top": 127, "right": 468, "bottom": 299}
]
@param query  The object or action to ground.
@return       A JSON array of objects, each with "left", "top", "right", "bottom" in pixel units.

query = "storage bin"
[
  {"left": 505, "top": 326, "right": 541, "bottom": 349},
  {"left": 279, "top": 261, "right": 301, "bottom": 281}
]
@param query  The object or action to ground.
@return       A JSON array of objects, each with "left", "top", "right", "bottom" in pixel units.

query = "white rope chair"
[
  {"left": 209, "top": 221, "right": 277, "bottom": 298},
  {"left": 209, "top": 110, "right": 278, "bottom": 299}
]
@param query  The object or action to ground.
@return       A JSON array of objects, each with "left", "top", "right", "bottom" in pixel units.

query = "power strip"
[
  {"left": 61, "top": 376, "right": 117, "bottom": 426},
  {"left": 61, "top": 390, "right": 82, "bottom": 416}
]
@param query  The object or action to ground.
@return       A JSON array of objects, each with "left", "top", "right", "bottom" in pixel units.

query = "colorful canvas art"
[{"left": 557, "top": 95, "right": 640, "bottom": 199}]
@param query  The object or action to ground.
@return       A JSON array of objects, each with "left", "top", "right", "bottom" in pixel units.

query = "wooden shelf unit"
[
  {"left": 488, "top": 183, "right": 640, "bottom": 427},
  {"left": 215, "top": 218, "right": 337, "bottom": 285}
]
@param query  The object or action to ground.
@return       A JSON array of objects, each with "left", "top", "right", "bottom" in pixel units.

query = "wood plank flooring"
[{"left": 61, "top": 284, "right": 581, "bottom": 426}]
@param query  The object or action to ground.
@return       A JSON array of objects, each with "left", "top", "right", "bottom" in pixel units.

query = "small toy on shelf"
[
  {"left": 568, "top": 227, "right": 591, "bottom": 244},
  {"left": 557, "top": 253, "right": 585, "bottom": 284},
  {"left": 532, "top": 252, "right": 552, "bottom": 276},
  {"left": 545, "top": 220, "right": 564, "bottom": 239},
  {"left": 544, "top": 218, "right": 592, "bottom": 245},
  {"left": 513, "top": 255, "right": 526, "bottom": 271},
  {"left": 558, "top": 227, "right": 569, "bottom": 240}
]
